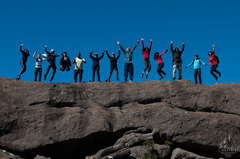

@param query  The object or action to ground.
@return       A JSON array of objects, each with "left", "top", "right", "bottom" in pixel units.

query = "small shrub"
[{"left": 143, "top": 140, "right": 160, "bottom": 159}]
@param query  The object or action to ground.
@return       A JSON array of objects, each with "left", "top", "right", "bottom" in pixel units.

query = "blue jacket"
[
  {"left": 119, "top": 44, "right": 138, "bottom": 63},
  {"left": 186, "top": 58, "right": 206, "bottom": 69}
]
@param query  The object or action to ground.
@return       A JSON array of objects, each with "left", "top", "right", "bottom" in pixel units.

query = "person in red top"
[
  {"left": 141, "top": 38, "right": 152, "bottom": 79},
  {"left": 208, "top": 44, "right": 221, "bottom": 81},
  {"left": 154, "top": 49, "right": 168, "bottom": 80}
]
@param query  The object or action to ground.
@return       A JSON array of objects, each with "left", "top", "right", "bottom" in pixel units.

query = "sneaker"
[
  {"left": 117, "top": 77, "right": 119, "bottom": 81},
  {"left": 145, "top": 74, "right": 148, "bottom": 79},
  {"left": 159, "top": 76, "right": 163, "bottom": 80},
  {"left": 124, "top": 80, "right": 127, "bottom": 83},
  {"left": 16, "top": 75, "right": 20, "bottom": 80},
  {"left": 50, "top": 77, "right": 53, "bottom": 82},
  {"left": 173, "top": 77, "right": 176, "bottom": 80},
  {"left": 219, "top": 72, "right": 221, "bottom": 77},
  {"left": 216, "top": 77, "right": 218, "bottom": 81},
  {"left": 141, "top": 73, "right": 144, "bottom": 78},
  {"left": 178, "top": 77, "right": 182, "bottom": 80},
  {"left": 129, "top": 80, "right": 133, "bottom": 82},
  {"left": 44, "top": 76, "right": 46, "bottom": 81},
  {"left": 163, "top": 74, "right": 166, "bottom": 77}
]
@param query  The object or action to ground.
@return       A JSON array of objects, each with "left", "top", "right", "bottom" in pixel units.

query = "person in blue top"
[
  {"left": 90, "top": 50, "right": 105, "bottom": 82},
  {"left": 117, "top": 40, "right": 139, "bottom": 82},
  {"left": 185, "top": 54, "right": 207, "bottom": 84}
]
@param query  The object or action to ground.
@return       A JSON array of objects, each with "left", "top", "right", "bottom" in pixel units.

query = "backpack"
[{"left": 214, "top": 55, "right": 220, "bottom": 64}]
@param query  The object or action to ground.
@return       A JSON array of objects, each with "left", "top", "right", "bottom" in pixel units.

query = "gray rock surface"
[
  {"left": 171, "top": 148, "right": 214, "bottom": 159},
  {"left": 0, "top": 77, "right": 240, "bottom": 158}
]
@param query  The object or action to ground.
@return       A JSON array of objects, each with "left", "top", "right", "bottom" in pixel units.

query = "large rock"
[
  {"left": 0, "top": 77, "right": 240, "bottom": 159},
  {"left": 171, "top": 148, "right": 213, "bottom": 159}
]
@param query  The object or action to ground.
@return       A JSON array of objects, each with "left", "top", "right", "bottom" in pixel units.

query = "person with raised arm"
[
  {"left": 117, "top": 40, "right": 139, "bottom": 82},
  {"left": 44, "top": 45, "right": 60, "bottom": 82},
  {"left": 141, "top": 38, "right": 152, "bottom": 79},
  {"left": 73, "top": 52, "right": 86, "bottom": 83},
  {"left": 153, "top": 49, "right": 168, "bottom": 80},
  {"left": 106, "top": 49, "right": 121, "bottom": 82},
  {"left": 33, "top": 51, "right": 46, "bottom": 82},
  {"left": 170, "top": 41, "right": 185, "bottom": 80},
  {"left": 17, "top": 44, "right": 30, "bottom": 80},
  {"left": 90, "top": 50, "right": 104, "bottom": 82},
  {"left": 208, "top": 44, "right": 221, "bottom": 81},
  {"left": 60, "top": 52, "right": 72, "bottom": 72},
  {"left": 185, "top": 54, "right": 207, "bottom": 84}
]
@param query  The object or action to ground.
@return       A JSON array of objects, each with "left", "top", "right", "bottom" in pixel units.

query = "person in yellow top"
[{"left": 73, "top": 52, "right": 86, "bottom": 83}]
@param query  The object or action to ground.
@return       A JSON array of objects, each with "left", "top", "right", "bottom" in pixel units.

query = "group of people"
[{"left": 17, "top": 40, "right": 221, "bottom": 84}]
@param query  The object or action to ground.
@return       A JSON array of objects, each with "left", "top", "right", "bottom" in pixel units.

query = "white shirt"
[
  {"left": 74, "top": 57, "right": 85, "bottom": 70},
  {"left": 33, "top": 52, "right": 46, "bottom": 68}
]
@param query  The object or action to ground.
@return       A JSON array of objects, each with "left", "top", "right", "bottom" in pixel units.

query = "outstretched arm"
[
  {"left": 180, "top": 42, "right": 185, "bottom": 53},
  {"left": 117, "top": 41, "right": 126, "bottom": 54},
  {"left": 141, "top": 38, "right": 144, "bottom": 50},
  {"left": 170, "top": 41, "right": 174, "bottom": 53},
  {"left": 185, "top": 60, "right": 194, "bottom": 68},
  {"left": 159, "top": 49, "right": 168, "bottom": 56},
  {"left": 117, "top": 49, "right": 121, "bottom": 59},
  {"left": 200, "top": 59, "right": 207, "bottom": 65},
  {"left": 149, "top": 39, "right": 152, "bottom": 51},
  {"left": 212, "top": 44, "right": 215, "bottom": 56},
  {"left": 33, "top": 51, "right": 38, "bottom": 59},
  {"left": 90, "top": 50, "right": 94, "bottom": 59},
  {"left": 99, "top": 50, "right": 105, "bottom": 59},
  {"left": 20, "top": 44, "right": 24, "bottom": 53},
  {"left": 131, "top": 40, "right": 139, "bottom": 52},
  {"left": 45, "top": 46, "right": 50, "bottom": 54},
  {"left": 106, "top": 49, "right": 111, "bottom": 59}
]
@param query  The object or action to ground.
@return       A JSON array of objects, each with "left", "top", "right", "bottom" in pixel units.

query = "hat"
[
  {"left": 112, "top": 53, "right": 115, "bottom": 55},
  {"left": 195, "top": 54, "right": 198, "bottom": 56},
  {"left": 51, "top": 49, "right": 54, "bottom": 52},
  {"left": 95, "top": 53, "right": 98, "bottom": 55}
]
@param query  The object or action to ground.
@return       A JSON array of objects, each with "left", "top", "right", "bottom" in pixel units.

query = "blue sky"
[{"left": 0, "top": 0, "right": 239, "bottom": 85}]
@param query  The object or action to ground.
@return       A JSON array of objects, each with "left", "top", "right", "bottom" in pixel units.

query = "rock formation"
[{"left": 0, "top": 77, "right": 239, "bottom": 159}]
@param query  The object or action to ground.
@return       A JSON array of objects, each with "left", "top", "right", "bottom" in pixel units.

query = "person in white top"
[
  {"left": 73, "top": 52, "right": 86, "bottom": 82},
  {"left": 33, "top": 51, "right": 46, "bottom": 82}
]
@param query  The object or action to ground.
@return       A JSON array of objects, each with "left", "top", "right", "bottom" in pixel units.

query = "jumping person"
[
  {"left": 73, "top": 52, "right": 86, "bottom": 83},
  {"left": 33, "top": 51, "right": 46, "bottom": 82},
  {"left": 141, "top": 38, "right": 152, "bottom": 79},
  {"left": 17, "top": 44, "right": 30, "bottom": 80},
  {"left": 106, "top": 49, "right": 121, "bottom": 82},
  {"left": 60, "top": 52, "right": 72, "bottom": 71},
  {"left": 185, "top": 54, "right": 207, "bottom": 84},
  {"left": 208, "top": 44, "right": 221, "bottom": 81},
  {"left": 117, "top": 40, "right": 139, "bottom": 82},
  {"left": 153, "top": 49, "right": 168, "bottom": 80},
  {"left": 90, "top": 50, "right": 104, "bottom": 82},
  {"left": 44, "top": 45, "right": 59, "bottom": 82},
  {"left": 170, "top": 41, "right": 185, "bottom": 80}
]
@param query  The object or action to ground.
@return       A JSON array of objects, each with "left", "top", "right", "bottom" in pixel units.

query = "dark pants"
[
  {"left": 109, "top": 65, "right": 118, "bottom": 79},
  {"left": 194, "top": 68, "right": 202, "bottom": 84},
  {"left": 143, "top": 59, "right": 151, "bottom": 73},
  {"left": 60, "top": 65, "right": 70, "bottom": 71},
  {"left": 124, "top": 63, "right": 134, "bottom": 81},
  {"left": 74, "top": 69, "right": 83, "bottom": 82},
  {"left": 19, "top": 59, "right": 27, "bottom": 76},
  {"left": 34, "top": 68, "right": 42, "bottom": 82},
  {"left": 157, "top": 63, "right": 166, "bottom": 77},
  {"left": 210, "top": 64, "right": 221, "bottom": 79},
  {"left": 44, "top": 63, "right": 56, "bottom": 80},
  {"left": 92, "top": 65, "right": 100, "bottom": 82}
]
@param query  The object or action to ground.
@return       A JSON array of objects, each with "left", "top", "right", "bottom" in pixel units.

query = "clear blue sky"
[{"left": 0, "top": 0, "right": 239, "bottom": 85}]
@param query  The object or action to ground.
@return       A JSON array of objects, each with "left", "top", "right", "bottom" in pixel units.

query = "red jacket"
[
  {"left": 142, "top": 40, "right": 152, "bottom": 59},
  {"left": 157, "top": 51, "right": 167, "bottom": 64},
  {"left": 209, "top": 50, "right": 218, "bottom": 65}
]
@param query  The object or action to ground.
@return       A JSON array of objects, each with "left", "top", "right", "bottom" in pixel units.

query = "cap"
[
  {"left": 95, "top": 53, "right": 98, "bottom": 55},
  {"left": 195, "top": 54, "right": 198, "bottom": 56},
  {"left": 51, "top": 49, "right": 54, "bottom": 52}
]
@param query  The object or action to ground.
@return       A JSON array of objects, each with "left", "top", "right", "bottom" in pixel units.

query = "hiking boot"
[
  {"left": 141, "top": 72, "right": 144, "bottom": 78},
  {"left": 117, "top": 77, "right": 119, "bottom": 81},
  {"left": 159, "top": 76, "right": 163, "bottom": 80},
  {"left": 16, "top": 75, "right": 20, "bottom": 80},
  {"left": 44, "top": 76, "right": 46, "bottom": 81},
  {"left": 178, "top": 77, "right": 182, "bottom": 80},
  {"left": 145, "top": 74, "right": 148, "bottom": 79},
  {"left": 173, "top": 77, "right": 176, "bottom": 80},
  {"left": 219, "top": 72, "right": 221, "bottom": 77},
  {"left": 50, "top": 77, "right": 53, "bottom": 82},
  {"left": 216, "top": 77, "right": 218, "bottom": 81}
]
